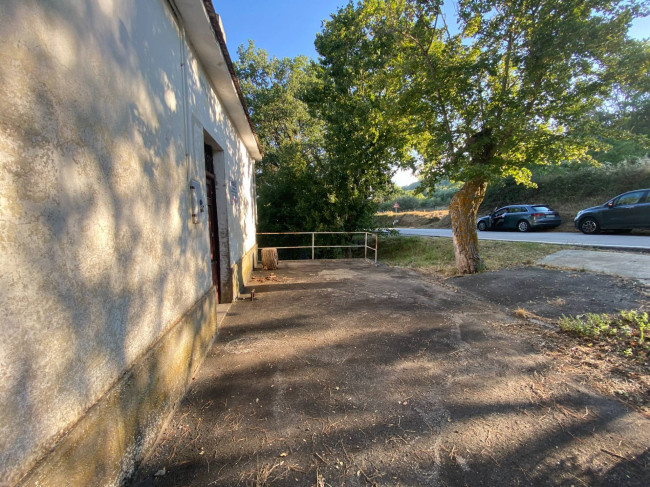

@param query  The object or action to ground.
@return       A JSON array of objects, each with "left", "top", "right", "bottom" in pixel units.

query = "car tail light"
[{"left": 532, "top": 213, "right": 544, "bottom": 217}]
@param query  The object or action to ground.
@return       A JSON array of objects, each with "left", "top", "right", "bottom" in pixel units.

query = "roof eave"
[{"left": 173, "top": 0, "right": 263, "bottom": 161}]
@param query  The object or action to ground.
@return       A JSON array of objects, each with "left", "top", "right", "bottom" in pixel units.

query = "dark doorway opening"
[{"left": 204, "top": 143, "right": 221, "bottom": 300}]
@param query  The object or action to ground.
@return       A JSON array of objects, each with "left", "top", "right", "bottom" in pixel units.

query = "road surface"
[{"left": 395, "top": 228, "right": 650, "bottom": 250}]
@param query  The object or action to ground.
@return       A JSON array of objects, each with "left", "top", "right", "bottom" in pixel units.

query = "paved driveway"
[
  {"left": 134, "top": 261, "right": 649, "bottom": 487},
  {"left": 396, "top": 228, "right": 650, "bottom": 249},
  {"left": 539, "top": 249, "right": 650, "bottom": 286}
]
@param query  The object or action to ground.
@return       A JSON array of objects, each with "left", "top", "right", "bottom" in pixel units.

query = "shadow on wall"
[
  {"left": 0, "top": 0, "right": 214, "bottom": 484},
  {"left": 203, "top": 87, "right": 255, "bottom": 265},
  {"left": 183, "top": 21, "right": 256, "bottom": 295}
]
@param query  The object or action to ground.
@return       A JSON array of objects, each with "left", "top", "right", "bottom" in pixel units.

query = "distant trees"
[{"left": 377, "top": 180, "right": 462, "bottom": 211}]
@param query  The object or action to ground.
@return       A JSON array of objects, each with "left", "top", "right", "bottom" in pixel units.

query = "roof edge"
[{"left": 200, "top": 0, "right": 262, "bottom": 159}]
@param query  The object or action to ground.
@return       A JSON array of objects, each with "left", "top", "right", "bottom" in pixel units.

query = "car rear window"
[{"left": 532, "top": 206, "right": 554, "bottom": 212}]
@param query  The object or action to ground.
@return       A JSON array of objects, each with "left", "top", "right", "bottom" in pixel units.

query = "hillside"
[{"left": 377, "top": 161, "right": 650, "bottom": 231}]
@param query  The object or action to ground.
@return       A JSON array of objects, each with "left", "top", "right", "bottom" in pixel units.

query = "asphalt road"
[{"left": 395, "top": 228, "right": 650, "bottom": 250}]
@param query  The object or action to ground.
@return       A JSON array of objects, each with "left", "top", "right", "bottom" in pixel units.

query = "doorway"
[{"left": 204, "top": 143, "right": 221, "bottom": 299}]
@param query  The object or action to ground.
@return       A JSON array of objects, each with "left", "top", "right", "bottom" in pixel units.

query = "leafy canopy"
[{"left": 316, "top": 0, "right": 649, "bottom": 191}]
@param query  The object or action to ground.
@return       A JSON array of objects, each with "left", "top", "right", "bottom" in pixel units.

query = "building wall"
[{"left": 0, "top": 0, "right": 257, "bottom": 485}]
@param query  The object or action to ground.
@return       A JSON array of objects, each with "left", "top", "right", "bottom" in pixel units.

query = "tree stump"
[{"left": 261, "top": 248, "right": 279, "bottom": 270}]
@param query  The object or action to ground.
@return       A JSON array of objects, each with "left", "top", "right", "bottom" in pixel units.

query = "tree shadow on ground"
[{"left": 132, "top": 262, "right": 649, "bottom": 486}]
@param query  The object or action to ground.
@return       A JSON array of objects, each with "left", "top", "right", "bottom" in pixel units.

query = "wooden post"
[{"left": 261, "top": 248, "right": 279, "bottom": 270}]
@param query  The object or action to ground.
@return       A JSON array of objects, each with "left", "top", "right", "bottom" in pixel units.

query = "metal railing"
[{"left": 257, "top": 232, "right": 378, "bottom": 263}]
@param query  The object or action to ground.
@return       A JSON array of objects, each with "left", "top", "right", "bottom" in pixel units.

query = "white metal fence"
[{"left": 256, "top": 232, "right": 378, "bottom": 263}]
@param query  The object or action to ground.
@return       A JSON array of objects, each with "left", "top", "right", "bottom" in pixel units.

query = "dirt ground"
[{"left": 133, "top": 261, "right": 649, "bottom": 487}]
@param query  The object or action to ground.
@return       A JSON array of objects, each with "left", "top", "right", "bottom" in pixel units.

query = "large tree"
[
  {"left": 310, "top": 11, "right": 416, "bottom": 230},
  {"left": 317, "top": 0, "right": 647, "bottom": 273}
]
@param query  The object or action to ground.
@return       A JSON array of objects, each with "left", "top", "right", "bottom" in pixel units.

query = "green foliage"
[
  {"left": 236, "top": 42, "right": 330, "bottom": 232},
  {"left": 237, "top": 40, "right": 405, "bottom": 232},
  {"left": 620, "top": 310, "right": 649, "bottom": 344},
  {"left": 377, "top": 185, "right": 459, "bottom": 211},
  {"left": 318, "top": 0, "right": 646, "bottom": 187},
  {"left": 558, "top": 313, "right": 618, "bottom": 338},
  {"left": 401, "top": 181, "right": 421, "bottom": 192},
  {"left": 310, "top": 4, "right": 417, "bottom": 230},
  {"left": 558, "top": 310, "right": 650, "bottom": 360},
  {"left": 589, "top": 39, "right": 650, "bottom": 163}
]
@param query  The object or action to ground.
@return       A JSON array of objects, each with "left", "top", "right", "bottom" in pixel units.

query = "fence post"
[
  {"left": 375, "top": 233, "right": 378, "bottom": 263},
  {"left": 311, "top": 232, "right": 315, "bottom": 260},
  {"left": 364, "top": 233, "right": 368, "bottom": 260}
]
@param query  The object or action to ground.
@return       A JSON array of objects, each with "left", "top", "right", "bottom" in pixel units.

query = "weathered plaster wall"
[
  {"left": 185, "top": 44, "right": 257, "bottom": 293},
  {"left": 0, "top": 0, "right": 257, "bottom": 484}
]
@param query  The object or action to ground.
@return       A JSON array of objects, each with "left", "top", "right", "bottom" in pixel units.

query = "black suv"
[{"left": 574, "top": 189, "right": 650, "bottom": 234}]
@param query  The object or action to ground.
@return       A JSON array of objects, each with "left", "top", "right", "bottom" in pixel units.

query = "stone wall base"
[
  {"left": 17, "top": 288, "right": 227, "bottom": 487},
  {"left": 232, "top": 244, "right": 258, "bottom": 300}
]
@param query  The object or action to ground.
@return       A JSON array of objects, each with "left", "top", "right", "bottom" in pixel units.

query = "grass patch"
[
  {"left": 378, "top": 235, "right": 567, "bottom": 275},
  {"left": 558, "top": 311, "right": 649, "bottom": 362}
]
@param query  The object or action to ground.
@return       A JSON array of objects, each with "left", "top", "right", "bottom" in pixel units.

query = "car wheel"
[
  {"left": 517, "top": 220, "right": 531, "bottom": 232},
  {"left": 579, "top": 217, "right": 600, "bottom": 234},
  {"left": 477, "top": 221, "right": 487, "bottom": 231}
]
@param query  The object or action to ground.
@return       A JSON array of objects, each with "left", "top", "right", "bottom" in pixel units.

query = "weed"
[
  {"left": 242, "top": 461, "right": 285, "bottom": 487},
  {"left": 620, "top": 310, "right": 649, "bottom": 344},
  {"left": 514, "top": 308, "right": 529, "bottom": 319},
  {"left": 558, "top": 310, "right": 650, "bottom": 361},
  {"left": 557, "top": 313, "right": 615, "bottom": 337}
]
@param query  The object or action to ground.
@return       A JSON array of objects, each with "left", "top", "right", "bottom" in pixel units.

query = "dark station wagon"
[
  {"left": 477, "top": 204, "right": 562, "bottom": 232},
  {"left": 574, "top": 188, "right": 650, "bottom": 234}
]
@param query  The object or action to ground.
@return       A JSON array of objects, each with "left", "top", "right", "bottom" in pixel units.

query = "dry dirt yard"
[{"left": 133, "top": 261, "right": 649, "bottom": 487}]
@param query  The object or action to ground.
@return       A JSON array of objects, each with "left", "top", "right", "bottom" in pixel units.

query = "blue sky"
[
  {"left": 212, "top": 1, "right": 648, "bottom": 186},
  {"left": 213, "top": 0, "right": 459, "bottom": 60},
  {"left": 214, "top": 0, "right": 345, "bottom": 60},
  {"left": 214, "top": 1, "right": 648, "bottom": 61}
]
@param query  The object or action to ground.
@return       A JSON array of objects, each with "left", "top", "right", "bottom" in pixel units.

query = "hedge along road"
[{"left": 395, "top": 228, "right": 650, "bottom": 250}]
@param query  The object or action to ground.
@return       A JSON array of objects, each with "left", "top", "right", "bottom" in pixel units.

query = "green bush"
[{"left": 620, "top": 310, "right": 649, "bottom": 344}]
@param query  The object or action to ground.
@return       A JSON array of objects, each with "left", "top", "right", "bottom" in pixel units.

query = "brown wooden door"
[{"left": 204, "top": 144, "right": 221, "bottom": 299}]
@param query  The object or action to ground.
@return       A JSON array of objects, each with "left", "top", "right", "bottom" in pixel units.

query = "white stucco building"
[{"left": 0, "top": 1, "right": 261, "bottom": 485}]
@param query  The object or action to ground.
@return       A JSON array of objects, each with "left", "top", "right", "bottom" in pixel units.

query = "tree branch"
[{"left": 401, "top": 28, "right": 455, "bottom": 158}]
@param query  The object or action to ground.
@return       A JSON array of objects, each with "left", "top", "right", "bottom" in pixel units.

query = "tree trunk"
[
  {"left": 261, "top": 248, "right": 279, "bottom": 270},
  {"left": 449, "top": 178, "right": 488, "bottom": 274}
]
